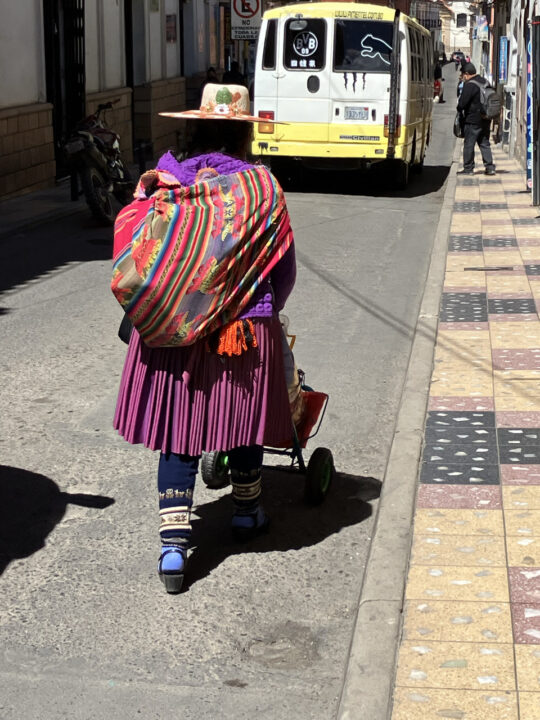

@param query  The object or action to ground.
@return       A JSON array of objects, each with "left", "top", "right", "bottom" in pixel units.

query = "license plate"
[{"left": 344, "top": 106, "right": 369, "bottom": 121}]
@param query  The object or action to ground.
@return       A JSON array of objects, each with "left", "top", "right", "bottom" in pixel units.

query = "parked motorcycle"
[{"left": 63, "top": 100, "right": 134, "bottom": 226}]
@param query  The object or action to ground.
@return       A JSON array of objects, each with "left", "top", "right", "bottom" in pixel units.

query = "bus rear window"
[
  {"left": 262, "top": 19, "right": 277, "bottom": 70},
  {"left": 284, "top": 18, "right": 326, "bottom": 70},
  {"left": 334, "top": 20, "right": 393, "bottom": 72}
]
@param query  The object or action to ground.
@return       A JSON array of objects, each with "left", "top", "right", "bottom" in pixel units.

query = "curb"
[{"left": 336, "top": 143, "right": 460, "bottom": 720}]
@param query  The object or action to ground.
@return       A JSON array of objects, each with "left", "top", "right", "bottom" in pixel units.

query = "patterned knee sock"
[
  {"left": 231, "top": 468, "right": 262, "bottom": 516},
  {"left": 159, "top": 488, "right": 193, "bottom": 549},
  {"left": 158, "top": 452, "right": 198, "bottom": 549}
]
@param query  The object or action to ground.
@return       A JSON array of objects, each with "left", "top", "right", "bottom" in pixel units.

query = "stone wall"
[
  {"left": 0, "top": 88, "right": 133, "bottom": 200},
  {"left": 133, "top": 77, "right": 187, "bottom": 161},
  {"left": 0, "top": 103, "right": 55, "bottom": 199},
  {"left": 0, "top": 81, "right": 187, "bottom": 199},
  {"left": 86, "top": 87, "right": 133, "bottom": 164}
]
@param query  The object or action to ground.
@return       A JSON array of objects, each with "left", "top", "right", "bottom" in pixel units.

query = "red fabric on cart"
[{"left": 270, "top": 390, "right": 328, "bottom": 449}]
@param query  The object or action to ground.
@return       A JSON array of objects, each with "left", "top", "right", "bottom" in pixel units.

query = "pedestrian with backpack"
[
  {"left": 111, "top": 84, "right": 297, "bottom": 593},
  {"left": 457, "top": 63, "right": 498, "bottom": 175}
]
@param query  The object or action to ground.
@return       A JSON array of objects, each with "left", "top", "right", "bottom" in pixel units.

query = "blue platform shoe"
[
  {"left": 158, "top": 545, "right": 187, "bottom": 593},
  {"left": 231, "top": 506, "right": 270, "bottom": 542}
]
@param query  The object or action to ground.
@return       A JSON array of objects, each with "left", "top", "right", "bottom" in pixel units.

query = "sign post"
[
  {"left": 498, "top": 36, "right": 508, "bottom": 83},
  {"left": 532, "top": 18, "right": 540, "bottom": 205},
  {"left": 231, "top": 0, "right": 261, "bottom": 41},
  {"left": 526, "top": 31, "right": 533, "bottom": 191}
]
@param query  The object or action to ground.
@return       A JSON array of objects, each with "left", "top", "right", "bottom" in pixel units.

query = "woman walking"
[{"left": 112, "top": 85, "right": 296, "bottom": 592}]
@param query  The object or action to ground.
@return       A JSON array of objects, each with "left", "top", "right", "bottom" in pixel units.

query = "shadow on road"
[
  {"left": 185, "top": 468, "right": 381, "bottom": 590},
  {"left": 272, "top": 162, "right": 451, "bottom": 199},
  {"left": 0, "top": 216, "right": 114, "bottom": 295},
  {"left": 0, "top": 465, "right": 115, "bottom": 575}
]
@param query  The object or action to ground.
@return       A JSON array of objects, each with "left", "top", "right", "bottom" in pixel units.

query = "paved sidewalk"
[
  {"left": 0, "top": 180, "right": 87, "bottom": 239},
  {"left": 0, "top": 162, "right": 144, "bottom": 240},
  {"left": 391, "top": 147, "right": 540, "bottom": 719}
]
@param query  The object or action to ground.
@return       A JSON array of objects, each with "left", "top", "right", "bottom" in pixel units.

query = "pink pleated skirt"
[{"left": 113, "top": 316, "right": 292, "bottom": 455}]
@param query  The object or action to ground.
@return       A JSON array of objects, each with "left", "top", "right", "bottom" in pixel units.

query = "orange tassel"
[{"left": 213, "top": 319, "right": 258, "bottom": 357}]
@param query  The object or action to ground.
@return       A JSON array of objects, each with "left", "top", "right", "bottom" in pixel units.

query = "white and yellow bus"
[{"left": 252, "top": 2, "right": 434, "bottom": 188}]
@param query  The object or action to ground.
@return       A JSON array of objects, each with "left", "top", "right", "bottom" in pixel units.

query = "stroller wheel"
[
  {"left": 304, "top": 447, "right": 334, "bottom": 505},
  {"left": 201, "top": 451, "right": 230, "bottom": 489}
]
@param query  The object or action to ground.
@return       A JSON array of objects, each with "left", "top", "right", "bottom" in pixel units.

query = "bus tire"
[
  {"left": 392, "top": 160, "right": 409, "bottom": 190},
  {"left": 270, "top": 158, "right": 298, "bottom": 190},
  {"left": 412, "top": 157, "right": 424, "bottom": 174}
]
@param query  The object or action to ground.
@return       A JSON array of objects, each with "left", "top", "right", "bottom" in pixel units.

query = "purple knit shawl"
[{"left": 156, "top": 151, "right": 254, "bottom": 186}]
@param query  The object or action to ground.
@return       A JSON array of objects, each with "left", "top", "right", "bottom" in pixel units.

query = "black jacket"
[{"left": 457, "top": 75, "right": 488, "bottom": 126}]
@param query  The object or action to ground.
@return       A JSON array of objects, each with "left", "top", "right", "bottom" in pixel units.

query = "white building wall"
[
  {"left": 448, "top": 1, "right": 472, "bottom": 53},
  {"left": 208, "top": 0, "right": 219, "bottom": 68},
  {"left": 149, "top": 5, "right": 163, "bottom": 81},
  {"left": 102, "top": 0, "right": 125, "bottom": 89},
  {"left": 183, "top": 0, "right": 208, "bottom": 77},
  {"left": 85, "top": 0, "right": 124, "bottom": 92},
  {"left": 165, "top": 0, "right": 181, "bottom": 77},
  {"left": 0, "top": 0, "right": 45, "bottom": 108},
  {"left": 132, "top": 0, "right": 148, "bottom": 85},
  {"left": 183, "top": 3, "right": 195, "bottom": 77},
  {"left": 85, "top": 0, "right": 100, "bottom": 93}
]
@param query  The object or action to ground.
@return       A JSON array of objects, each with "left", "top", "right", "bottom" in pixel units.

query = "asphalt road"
[{"left": 0, "top": 68, "right": 458, "bottom": 719}]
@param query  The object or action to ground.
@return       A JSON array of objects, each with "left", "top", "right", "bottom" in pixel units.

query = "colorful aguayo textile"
[{"left": 111, "top": 166, "right": 293, "bottom": 348}]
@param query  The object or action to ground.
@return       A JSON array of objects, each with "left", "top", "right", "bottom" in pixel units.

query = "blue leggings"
[{"left": 158, "top": 445, "right": 264, "bottom": 545}]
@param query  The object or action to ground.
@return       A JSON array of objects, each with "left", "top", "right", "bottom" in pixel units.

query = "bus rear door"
[
  {"left": 329, "top": 17, "right": 394, "bottom": 155},
  {"left": 276, "top": 16, "right": 331, "bottom": 147}
]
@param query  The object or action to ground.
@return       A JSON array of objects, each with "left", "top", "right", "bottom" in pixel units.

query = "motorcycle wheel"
[{"left": 81, "top": 166, "right": 115, "bottom": 226}]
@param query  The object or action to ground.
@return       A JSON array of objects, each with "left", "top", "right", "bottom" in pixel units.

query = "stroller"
[{"left": 200, "top": 317, "right": 335, "bottom": 505}]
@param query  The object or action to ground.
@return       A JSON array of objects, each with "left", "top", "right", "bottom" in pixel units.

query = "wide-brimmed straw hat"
[{"left": 159, "top": 83, "right": 282, "bottom": 123}]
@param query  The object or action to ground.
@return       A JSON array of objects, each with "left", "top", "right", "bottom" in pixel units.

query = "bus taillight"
[
  {"left": 384, "top": 114, "right": 402, "bottom": 138},
  {"left": 258, "top": 111, "right": 275, "bottom": 134}
]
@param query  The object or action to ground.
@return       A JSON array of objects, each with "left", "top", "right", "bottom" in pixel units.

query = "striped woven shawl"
[{"left": 111, "top": 165, "right": 293, "bottom": 348}]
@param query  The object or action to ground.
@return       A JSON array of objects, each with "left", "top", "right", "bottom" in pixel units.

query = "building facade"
[
  {"left": 0, "top": 0, "right": 218, "bottom": 200},
  {"left": 447, "top": 1, "right": 473, "bottom": 55},
  {"left": 1, "top": 0, "right": 537, "bottom": 201},
  {"left": 467, "top": 0, "right": 540, "bottom": 201}
]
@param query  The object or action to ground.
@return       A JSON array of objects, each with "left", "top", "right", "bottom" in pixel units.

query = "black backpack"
[{"left": 470, "top": 78, "right": 501, "bottom": 119}]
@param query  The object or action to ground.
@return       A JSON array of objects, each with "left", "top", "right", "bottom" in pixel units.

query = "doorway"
[{"left": 43, "top": 0, "right": 86, "bottom": 178}]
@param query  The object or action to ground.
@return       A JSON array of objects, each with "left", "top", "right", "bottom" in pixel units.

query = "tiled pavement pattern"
[{"left": 391, "top": 147, "right": 540, "bottom": 720}]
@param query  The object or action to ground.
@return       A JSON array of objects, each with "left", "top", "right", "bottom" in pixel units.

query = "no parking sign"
[{"left": 231, "top": 0, "right": 261, "bottom": 40}]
